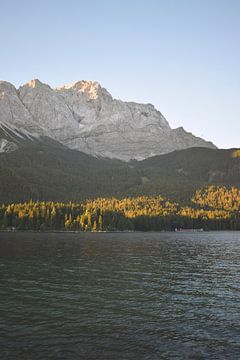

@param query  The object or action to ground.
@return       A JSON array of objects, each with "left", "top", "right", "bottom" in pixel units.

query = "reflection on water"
[{"left": 0, "top": 231, "right": 240, "bottom": 359}]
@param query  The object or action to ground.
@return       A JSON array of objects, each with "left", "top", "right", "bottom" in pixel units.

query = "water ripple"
[{"left": 0, "top": 231, "right": 240, "bottom": 359}]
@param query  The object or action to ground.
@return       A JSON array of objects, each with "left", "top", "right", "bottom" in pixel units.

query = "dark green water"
[{"left": 0, "top": 232, "right": 239, "bottom": 360}]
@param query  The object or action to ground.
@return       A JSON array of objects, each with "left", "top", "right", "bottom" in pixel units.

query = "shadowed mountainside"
[{"left": 0, "top": 141, "right": 239, "bottom": 203}]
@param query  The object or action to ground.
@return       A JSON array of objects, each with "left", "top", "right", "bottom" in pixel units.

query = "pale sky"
[{"left": 1, "top": 0, "right": 239, "bottom": 148}]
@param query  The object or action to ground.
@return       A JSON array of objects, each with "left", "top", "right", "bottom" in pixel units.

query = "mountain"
[
  {"left": 0, "top": 79, "right": 216, "bottom": 160},
  {"left": 0, "top": 138, "right": 238, "bottom": 203},
  {"left": 137, "top": 147, "right": 240, "bottom": 201},
  {"left": 0, "top": 81, "right": 45, "bottom": 151},
  {"left": 0, "top": 140, "right": 140, "bottom": 203}
]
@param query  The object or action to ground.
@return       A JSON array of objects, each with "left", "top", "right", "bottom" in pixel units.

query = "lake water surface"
[{"left": 0, "top": 231, "right": 239, "bottom": 359}]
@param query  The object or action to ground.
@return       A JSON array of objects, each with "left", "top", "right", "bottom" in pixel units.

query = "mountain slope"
[
  {"left": 0, "top": 78, "right": 216, "bottom": 160},
  {"left": 0, "top": 141, "right": 140, "bottom": 202},
  {"left": 0, "top": 81, "right": 45, "bottom": 141},
  {"left": 0, "top": 142, "right": 238, "bottom": 203},
  {"left": 136, "top": 147, "right": 240, "bottom": 201}
]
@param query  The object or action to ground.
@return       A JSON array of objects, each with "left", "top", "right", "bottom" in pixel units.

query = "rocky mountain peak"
[
  {"left": 56, "top": 80, "right": 112, "bottom": 101},
  {"left": 26, "top": 79, "right": 43, "bottom": 89},
  {"left": 68, "top": 80, "right": 100, "bottom": 98},
  {"left": 0, "top": 78, "right": 216, "bottom": 160},
  {"left": 19, "top": 79, "right": 51, "bottom": 95},
  {"left": 0, "top": 79, "right": 45, "bottom": 141}
]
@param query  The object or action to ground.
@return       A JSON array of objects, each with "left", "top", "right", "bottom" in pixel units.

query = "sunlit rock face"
[
  {"left": 54, "top": 81, "right": 178, "bottom": 160},
  {"left": 0, "top": 81, "right": 44, "bottom": 141},
  {"left": 18, "top": 79, "right": 79, "bottom": 144},
  {"left": 1, "top": 79, "right": 216, "bottom": 160}
]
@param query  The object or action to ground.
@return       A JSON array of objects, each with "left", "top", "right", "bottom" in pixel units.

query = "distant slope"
[
  {"left": 135, "top": 147, "right": 240, "bottom": 201},
  {"left": 0, "top": 141, "right": 140, "bottom": 202},
  {"left": 0, "top": 143, "right": 239, "bottom": 203}
]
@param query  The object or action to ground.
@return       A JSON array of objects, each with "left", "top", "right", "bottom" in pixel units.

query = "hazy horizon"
[{"left": 1, "top": 0, "right": 239, "bottom": 149}]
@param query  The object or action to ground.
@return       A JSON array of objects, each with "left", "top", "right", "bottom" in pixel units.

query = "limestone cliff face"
[
  {"left": 54, "top": 81, "right": 175, "bottom": 160},
  {"left": 18, "top": 79, "right": 80, "bottom": 144},
  {"left": 0, "top": 79, "right": 216, "bottom": 159},
  {"left": 0, "top": 81, "right": 44, "bottom": 140}
]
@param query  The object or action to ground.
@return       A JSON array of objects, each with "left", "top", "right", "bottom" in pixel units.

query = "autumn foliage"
[{"left": 1, "top": 186, "right": 240, "bottom": 231}]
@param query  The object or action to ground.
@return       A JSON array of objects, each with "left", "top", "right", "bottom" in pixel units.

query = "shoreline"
[{"left": 0, "top": 229, "right": 239, "bottom": 234}]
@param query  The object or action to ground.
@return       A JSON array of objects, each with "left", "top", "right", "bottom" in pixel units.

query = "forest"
[{"left": 1, "top": 186, "right": 240, "bottom": 231}]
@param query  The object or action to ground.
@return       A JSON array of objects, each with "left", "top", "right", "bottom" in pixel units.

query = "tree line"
[{"left": 1, "top": 186, "right": 240, "bottom": 231}]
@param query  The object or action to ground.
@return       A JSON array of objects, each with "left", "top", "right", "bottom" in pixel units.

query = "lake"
[{"left": 0, "top": 231, "right": 239, "bottom": 359}]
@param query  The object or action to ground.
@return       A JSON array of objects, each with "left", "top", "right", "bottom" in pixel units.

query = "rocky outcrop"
[
  {"left": 18, "top": 79, "right": 79, "bottom": 144},
  {"left": 0, "top": 81, "right": 44, "bottom": 141},
  {"left": 0, "top": 138, "right": 18, "bottom": 153},
  {"left": 0, "top": 79, "right": 216, "bottom": 159}
]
